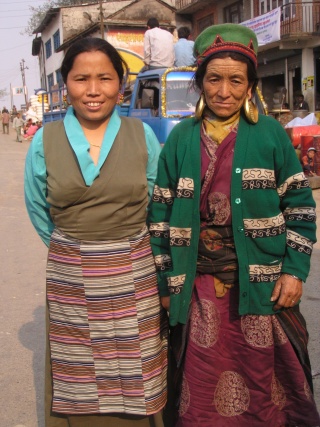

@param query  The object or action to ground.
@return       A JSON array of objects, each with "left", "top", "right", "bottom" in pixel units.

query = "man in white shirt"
[
  {"left": 13, "top": 112, "right": 24, "bottom": 142},
  {"left": 143, "top": 18, "right": 174, "bottom": 70}
]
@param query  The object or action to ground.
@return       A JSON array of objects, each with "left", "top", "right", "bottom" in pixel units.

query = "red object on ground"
[
  {"left": 312, "top": 135, "right": 320, "bottom": 175},
  {"left": 285, "top": 125, "right": 320, "bottom": 148}
]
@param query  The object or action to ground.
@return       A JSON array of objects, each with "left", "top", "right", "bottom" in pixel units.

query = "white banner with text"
[{"left": 241, "top": 8, "right": 281, "bottom": 46}]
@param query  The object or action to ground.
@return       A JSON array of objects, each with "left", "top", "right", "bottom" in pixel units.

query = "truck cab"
[{"left": 119, "top": 67, "right": 199, "bottom": 144}]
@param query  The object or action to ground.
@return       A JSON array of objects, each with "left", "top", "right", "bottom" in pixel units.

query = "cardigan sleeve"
[
  {"left": 148, "top": 143, "right": 176, "bottom": 296},
  {"left": 143, "top": 123, "right": 161, "bottom": 202},
  {"left": 148, "top": 118, "right": 201, "bottom": 301},
  {"left": 276, "top": 131, "right": 317, "bottom": 281}
]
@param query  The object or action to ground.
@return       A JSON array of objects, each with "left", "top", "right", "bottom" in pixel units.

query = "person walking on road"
[
  {"left": 24, "top": 37, "right": 167, "bottom": 427},
  {"left": 13, "top": 113, "right": 24, "bottom": 142},
  {"left": 2, "top": 108, "right": 10, "bottom": 134}
]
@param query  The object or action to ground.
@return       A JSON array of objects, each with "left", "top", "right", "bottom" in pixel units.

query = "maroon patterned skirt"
[{"left": 176, "top": 274, "right": 320, "bottom": 427}]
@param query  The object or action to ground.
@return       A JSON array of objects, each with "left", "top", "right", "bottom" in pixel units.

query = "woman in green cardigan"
[{"left": 148, "top": 23, "right": 319, "bottom": 426}]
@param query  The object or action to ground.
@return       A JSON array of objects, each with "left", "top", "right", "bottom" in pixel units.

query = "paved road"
[{"left": 0, "top": 129, "right": 319, "bottom": 427}]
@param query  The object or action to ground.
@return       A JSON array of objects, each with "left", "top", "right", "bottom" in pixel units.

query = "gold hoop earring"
[
  {"left": 243, "top": 96, "right": 258, "bottom": 124},
  {"left": 63, "top": 94, "right": 71, "bottom": 106},
  {"left": 117, "top": 92, "right": 124, "bottom": 105},
  {"left": 195, "top": 93, "right": 206, "bottom": 120}
]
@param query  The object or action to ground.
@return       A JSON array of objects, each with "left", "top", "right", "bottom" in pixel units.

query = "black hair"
[
  {"left": 147, "top": 18, "right": 159, "bottom": 29},
  {"left": 61, "top": 37, "right": 128, "bottom": 84},
  {"left": 194, "top": 51, "right": 258, "bottom": 94},
  {"left": 178, "top": 26, "right": 191, "bottom": 39}
]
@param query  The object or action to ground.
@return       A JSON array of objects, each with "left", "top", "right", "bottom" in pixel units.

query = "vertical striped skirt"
[{"left": 46, "top": 227, "right": 168, "bottom": 419}]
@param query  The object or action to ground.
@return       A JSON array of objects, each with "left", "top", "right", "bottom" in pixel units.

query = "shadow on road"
[{"left": 19, "top": 305, "right": 45, "bottom": 427}]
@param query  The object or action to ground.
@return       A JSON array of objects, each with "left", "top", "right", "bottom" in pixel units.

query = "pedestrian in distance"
[
  {"left": 143, "top": 17, "right": 174, "bottom": 71},
  {"left": 174, "top": 26, "right": 196, "bottom": 67},
  {"left": 13, "top": 112, "right": 24, "bottom": 142},
  {"left": 148, "top": 23, "right": 319, "bottom": 427},
  {"left": 2, "top": 108, "right": 10, "bottom": 134},
  {"left": 25, "top": 37, "right": 167, "bottom": 427},
  {"left": 294, "top": 93, "right": 309, "bottom": 111},
  {"left": 302, "top": 146, "right": 318, "bottom": 177}
]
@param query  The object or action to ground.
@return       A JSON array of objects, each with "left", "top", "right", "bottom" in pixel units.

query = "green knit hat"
[{"left": 194, "top": 23, "right": 258, "bottom": 68}]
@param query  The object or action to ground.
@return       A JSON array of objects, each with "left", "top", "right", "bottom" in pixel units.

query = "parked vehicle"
[
  {"left": 42, "top": 66, "right": 267, "bottom": 144},
  {"left": 118, "top": 67, "right": 198, "bottom": 144}
]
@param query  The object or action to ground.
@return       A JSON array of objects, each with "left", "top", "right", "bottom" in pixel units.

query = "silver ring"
[{"left": 292, "top": 300, "right": 295, "bottom": 303}]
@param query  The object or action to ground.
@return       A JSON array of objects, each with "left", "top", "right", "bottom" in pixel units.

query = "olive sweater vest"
[{"left": 43, "top": 117, "right": 148, "bottom": 240}]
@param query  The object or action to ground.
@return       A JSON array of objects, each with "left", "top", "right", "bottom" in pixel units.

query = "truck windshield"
[{"left": 165, "top": 71, "right": 199, "bottom": 117}]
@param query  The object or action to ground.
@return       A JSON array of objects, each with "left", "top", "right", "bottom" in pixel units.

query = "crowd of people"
[
  {"left": 1, "top": 106, "right": 42, "bottom": 142},
  {"left": 23, "top": 21, "right": 320, "bottom": 427}
]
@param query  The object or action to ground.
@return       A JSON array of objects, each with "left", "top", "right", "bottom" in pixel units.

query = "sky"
[{"left": 0, "top": 0, "right": 47, "bottom": 110}]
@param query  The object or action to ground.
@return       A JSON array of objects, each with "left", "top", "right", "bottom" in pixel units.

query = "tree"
[{"left": 23, "top": 0, "right": 98, "bottom": 36}]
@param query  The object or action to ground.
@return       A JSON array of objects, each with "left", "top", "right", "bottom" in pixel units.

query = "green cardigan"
[{"left": 148, "top": 113, "right": 317, "bottom": 326}]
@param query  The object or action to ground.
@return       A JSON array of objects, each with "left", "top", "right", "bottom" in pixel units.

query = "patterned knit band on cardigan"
[{"left": 194, "top": 23, "right": 258, "bottom": 68}]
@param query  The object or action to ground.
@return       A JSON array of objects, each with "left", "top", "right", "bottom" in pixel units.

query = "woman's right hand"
[{"left": 161, "top": 296, "right": 170, "bottom": 312}]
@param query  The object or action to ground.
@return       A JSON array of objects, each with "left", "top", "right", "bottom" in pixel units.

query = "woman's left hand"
[{"left": 271, "top": 274, "right": 302, "bottom": 311}]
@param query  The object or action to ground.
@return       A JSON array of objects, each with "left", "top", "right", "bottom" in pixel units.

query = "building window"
[
  {"left": 53, "top": 30, "right": 60, "bottom": 51},
  {"left": 56, "top": 69, "right": 63, "bottom": 87},
  {"left": 45, "top": 39, "right": 52, "bottom": 59},
  {"left": 281, "top": 0, "right": 296, "bottom": 20},
  {"left": 47, "top": 73, "right": 54, "bottom": 90},
  {"left": 259, "top": 0, "right": 295, "bottom": 18},
  {"left": 198, "top": 15, "right": 214, "bottom": 34},
  {"left": 224, "top": 1, "right": 243, "bottom": 24}
]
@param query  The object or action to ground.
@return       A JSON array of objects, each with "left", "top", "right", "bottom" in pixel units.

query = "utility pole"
[
  {"left": 10, "top": 83, "right": 13, "bottom": 110},
  {"left": 20, "top": 59, "right": 28, "bottom": 108},
  {"left": 99, "top": 0, "right": 105, "bottom": 39}
]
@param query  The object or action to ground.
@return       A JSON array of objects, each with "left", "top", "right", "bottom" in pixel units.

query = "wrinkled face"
[
  {"left": 202, "top": 57, "right": 252, "bottom": 119},
  {"left": 66, "top": 51, "right": 121, "bottom": 128}
]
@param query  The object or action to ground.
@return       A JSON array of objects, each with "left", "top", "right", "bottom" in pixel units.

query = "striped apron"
[{"left": 46, "top": 226, "right": 168, "bottom": 417}]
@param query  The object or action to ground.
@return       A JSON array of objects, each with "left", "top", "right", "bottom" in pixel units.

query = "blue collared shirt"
[{"left": 174, "top": 38, "right": 195, "bottom": 67}]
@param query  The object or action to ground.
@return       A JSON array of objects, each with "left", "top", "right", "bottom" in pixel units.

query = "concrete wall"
[
  {"left": 192, "top": 4, "right": 217, "bottom": 37},
  {"left": 112, "top": 0, "right": 176, "bottom": 26},
  {"left": 302, "top": 48, "right": 315, "bottom": 111},
  {"left": 40, "top": 14, "right": 64, "bottom": 89}
]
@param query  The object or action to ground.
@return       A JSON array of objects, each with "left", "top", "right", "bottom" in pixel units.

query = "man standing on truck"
[
  {"left": 143, "top": 18, "right": 174, "bottom": 70},
  {"left": 174, "top": 26, "right": 195, "bottom": 67}
]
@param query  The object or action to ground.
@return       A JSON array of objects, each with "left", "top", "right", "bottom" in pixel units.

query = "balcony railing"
[
  {"left": 175, "top": 0, "right": 320, "bottom": 36},
  {"left": 280, "top": 2, "right": 320, "bottom": 35},
  {"left": 176, "top": 0, "right": 195, "bottom": 9}
]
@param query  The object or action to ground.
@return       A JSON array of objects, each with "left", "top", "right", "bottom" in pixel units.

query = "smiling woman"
[
  {"left": 24, "top": 37, "right": 167, "bottom": 427},
  {"left": 64, "top": 50, "right": 121, "bottom": 164}
]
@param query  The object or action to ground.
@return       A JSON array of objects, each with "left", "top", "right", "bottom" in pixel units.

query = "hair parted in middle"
[{"left": 61, "top": 37, "right": 128, "bottom": 85}]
